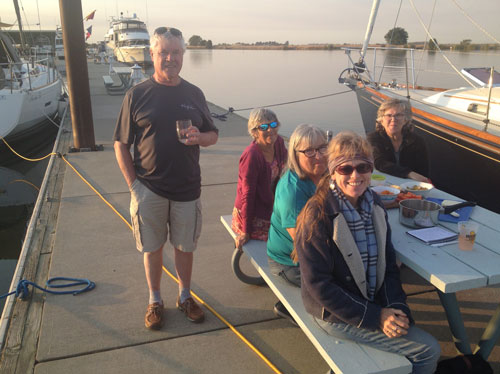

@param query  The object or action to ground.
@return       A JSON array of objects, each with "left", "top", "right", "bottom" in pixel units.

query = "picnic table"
[{"left": 380, "top": 172, "right": 500, "bottom": 360}]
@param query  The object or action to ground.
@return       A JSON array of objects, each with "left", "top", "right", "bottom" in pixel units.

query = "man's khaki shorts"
[{"left": 129, "top": 179, "right": 202, "bottom": 253}]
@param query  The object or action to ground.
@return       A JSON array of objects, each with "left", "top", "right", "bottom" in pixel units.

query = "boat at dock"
[
  {"left": 0, "top": 30, "right": 63, "bottom": 163},
  {"left": 339, "top": 0, "right": 500, "bottom": 213},
  {"left": 104, "top": 13, "right": 152, "bottom": 66}
]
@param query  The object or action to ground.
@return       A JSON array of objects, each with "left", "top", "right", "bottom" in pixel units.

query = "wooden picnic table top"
[{"left": 379, "top": 172, "right": 500, "bottom": 294}]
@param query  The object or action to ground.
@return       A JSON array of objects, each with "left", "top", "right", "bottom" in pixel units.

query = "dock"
[{"left": 1, "top": 59, "right": 500, "bottom": 373}]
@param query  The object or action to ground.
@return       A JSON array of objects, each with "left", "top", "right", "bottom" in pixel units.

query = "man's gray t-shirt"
[{"left": 113, "top": 77, "right": 218, "bottom": 201}]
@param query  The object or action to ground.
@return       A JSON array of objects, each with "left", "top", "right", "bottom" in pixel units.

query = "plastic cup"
[
  {"left": 371, "top": 174, "right": 386, "bottom": 187},
  {"left": 176, "top": 119, "right": 192, "bottom": 144},
  {"left": 457, "top": 221, "right": 479, "bottom": 250}
]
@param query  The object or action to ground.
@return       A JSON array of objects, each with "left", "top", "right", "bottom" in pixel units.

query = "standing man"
[{"left": 113, "top": 27, "right": 218, "bottom": 330}]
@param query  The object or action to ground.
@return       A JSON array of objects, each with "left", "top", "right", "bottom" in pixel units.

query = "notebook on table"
[{"left": 406, "top": 226, "right": 458, "bottom": 244}]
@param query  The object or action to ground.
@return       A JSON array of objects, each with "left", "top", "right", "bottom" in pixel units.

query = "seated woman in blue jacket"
[{"left": 295, "top": 131, "right": 440, "bottom": 374}]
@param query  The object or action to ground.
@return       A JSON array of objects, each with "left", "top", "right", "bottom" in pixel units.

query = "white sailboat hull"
[{"left": 9, "top": 79, "right": 62, "bottom": 137}]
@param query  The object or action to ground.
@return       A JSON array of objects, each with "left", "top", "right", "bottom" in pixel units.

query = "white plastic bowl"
[
  {"left": 371, "top": 185, "right": 400, "bottom": 203},
  {"left": 400, "top": 181, "right": 434, "bottom": 197}
]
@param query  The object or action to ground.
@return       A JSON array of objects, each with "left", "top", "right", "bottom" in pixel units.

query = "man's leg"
[
  {"left": 143, "top": 246, "right": 165, "bottom": 330},
  {"left": 145, "top": 246, "right": 164, "bottom": 299},
  {"left": 174, "top": 247, "right": 192, "bottom": 291},
  {"left": 171, "top": 198, "right": 204, "bottom": 323},
  {"left": 130, "top": 180, "right": 169, "bottom": 331},
  {"left": 174, "top": 248, "right": 204, "bottom": 322}
]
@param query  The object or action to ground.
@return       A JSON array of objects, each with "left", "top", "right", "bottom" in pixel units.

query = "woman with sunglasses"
[
  {"left": 231, "top": 108, "right": 287, "bottom": 250},
  {"left": 295, "top": 132, "right": 440, "bottom": 374},
  {"left": 367, "top": 99, "right": 430, "bottom": 182}
]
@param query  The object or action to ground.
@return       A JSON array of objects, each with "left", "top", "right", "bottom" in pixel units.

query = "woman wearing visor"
[
  {"left": 232, "top": 108, "right": 287, "bottom": 250},
  {"left": 295, "top": 131, "right": 440, "bottom": 374}
]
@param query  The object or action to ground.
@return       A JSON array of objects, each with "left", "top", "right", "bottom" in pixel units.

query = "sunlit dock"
[{"left": 1, "top": 59, "right": 500, "bottom": 374}]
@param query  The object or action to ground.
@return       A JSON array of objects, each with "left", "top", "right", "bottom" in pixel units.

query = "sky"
[{"left": 1, "top": 0, "right": 499, "bottom": 45}]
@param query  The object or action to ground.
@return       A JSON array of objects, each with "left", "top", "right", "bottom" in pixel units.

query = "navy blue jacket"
[
  {"left": 296, "top": 192, "right": 412, "bottom": 330},
  {"left": 367, "top": 129, "right": 429, "bottom": 179}
]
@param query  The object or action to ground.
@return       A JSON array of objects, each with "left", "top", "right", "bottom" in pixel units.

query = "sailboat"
[
  {"left": 0, "top": 7, "right": 63, "bottom": 163},
  {"left": 339, "top": 0, "right": 500, "bottom": 213}
]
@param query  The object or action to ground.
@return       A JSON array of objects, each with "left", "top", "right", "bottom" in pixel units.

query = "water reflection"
[
  {"left": 187, "top": 49, "right": 213, "bottom": 67},
  {"left": 0, "top": 167, "right": 37, "bottom": 228}
]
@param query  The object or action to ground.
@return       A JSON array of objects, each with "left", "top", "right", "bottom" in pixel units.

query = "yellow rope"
[
  {"left": 162, "top": 266, "right": 282, "bottom": 373},
  {"left": 62, "top": 154, "right": 282, "bottom": 374},
  {"left": 8, "top": 179, "right": 40, "bottom": 192},
  {"left": 1, "top": 137, "right": 57, "bottom": 162}
]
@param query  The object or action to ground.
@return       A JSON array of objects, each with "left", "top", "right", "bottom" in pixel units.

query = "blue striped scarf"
[{"left": 330, "top": 180, "right": 378, "bottom": 300}]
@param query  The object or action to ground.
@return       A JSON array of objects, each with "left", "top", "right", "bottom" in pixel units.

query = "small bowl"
[
  {"left": 371, "top": 174, "right": 386, "bottom": 187},
  {"left": 400, "top": 181, "right": 434, "bottom": 197},
  {"left": 371, "top": 185, "right": 400, "bottom": 203}
]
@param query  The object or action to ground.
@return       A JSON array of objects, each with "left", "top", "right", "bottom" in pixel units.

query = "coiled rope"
[
  {"left": 1, "top": 137, "right": 283, "bottom": 374},
  {"left": 211, "top": 89, "right": 353, "bottom": 120},
  {"left": 0, "top": 278, "right": 96, "bottom": 301}
]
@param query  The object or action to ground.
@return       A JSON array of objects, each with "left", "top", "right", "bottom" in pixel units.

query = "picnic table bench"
[
  {"left": 221, "top": 215, "right": 412, "bottom": 374},
  {"left": 102, "top": 66, "right": 135, "bottom": 95}
]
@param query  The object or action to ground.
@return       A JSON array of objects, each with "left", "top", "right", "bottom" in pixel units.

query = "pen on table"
[{"left": 430, "top": 240, "right": 458, "bottom": 247}]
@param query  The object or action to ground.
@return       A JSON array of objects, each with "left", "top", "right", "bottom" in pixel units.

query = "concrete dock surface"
[{"left": 1, "top": 59, "right": 500, "bottom": 373}]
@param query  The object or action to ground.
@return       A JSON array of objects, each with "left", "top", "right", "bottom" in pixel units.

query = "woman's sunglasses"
[
  {"left": 335, "top": 163, "right": 373, "bottom": 175},
  {"left": 256, "top": 121, "right": 278, "bottom": 131}
]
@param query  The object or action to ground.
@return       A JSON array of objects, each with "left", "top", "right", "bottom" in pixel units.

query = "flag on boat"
[
  {"left": 84, "top": 10, "right": 96, "bottom": 21},
  {"left": 85, "top": 26, "right": 92, "bottom": 40}
]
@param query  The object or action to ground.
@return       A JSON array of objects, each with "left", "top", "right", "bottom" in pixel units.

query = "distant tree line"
[
  {"left": 383, "top": 27, "right": 500, "bottom": 51},
  {"left": 187, "top": 30, "right": 500, "bottom": 52},
  {"left": 188, "top": 35, "right": 212, "bottom": 49}
]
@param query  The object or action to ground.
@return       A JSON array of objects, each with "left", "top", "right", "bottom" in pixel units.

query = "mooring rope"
[{"left": 211, "top": 89, "right": 353, "bottom": 120}]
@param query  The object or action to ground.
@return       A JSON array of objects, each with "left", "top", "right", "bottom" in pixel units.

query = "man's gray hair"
[{"left": 150, "top": 29, "right": 186, "bottom": 52}]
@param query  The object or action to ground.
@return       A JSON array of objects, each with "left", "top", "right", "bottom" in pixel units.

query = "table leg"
[
  {"left": 437, "top": 291, "right": 472, "bottom": 355},
  {"left": 474, "top": 303, "right": 500, "bottom": 360}
]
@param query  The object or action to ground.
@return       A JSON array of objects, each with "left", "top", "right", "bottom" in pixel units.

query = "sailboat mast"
[
  {"left": 361, "top": 0, "right": 381, "bottom": 60},
  {"left": 12, "top": 0, "right": 26, "bottom": 51}
]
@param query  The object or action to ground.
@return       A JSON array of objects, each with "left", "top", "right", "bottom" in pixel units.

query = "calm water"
[
  {"left": 2, "top": 48, "right": 500, "bottom": 311},
  {"left": 180, "top": 48, "right": 500, "bottom": 137}
]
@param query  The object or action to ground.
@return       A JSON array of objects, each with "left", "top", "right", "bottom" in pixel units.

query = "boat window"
[{"left": 467, "top": 103, "right": 487, "bottom": 116}]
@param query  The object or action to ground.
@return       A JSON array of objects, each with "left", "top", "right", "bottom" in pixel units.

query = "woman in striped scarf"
[{"left": 295, "top": 131, "right": 440, "bottom": 374}]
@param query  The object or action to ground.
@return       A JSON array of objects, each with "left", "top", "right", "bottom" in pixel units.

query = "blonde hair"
[
  {"left": 247, "top": 108, "right": 280, "bottom": 139},
  {"left": 288, "top": 124, "right": 327, "bottom": 179}
]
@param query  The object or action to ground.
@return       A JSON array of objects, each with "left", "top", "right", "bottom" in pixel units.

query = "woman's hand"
[
  {"left": 235, "top": 233, "right": 250, "bottom": 250},
  {"left": 380, "top": 308, "right": 410, "bottom": 338}
]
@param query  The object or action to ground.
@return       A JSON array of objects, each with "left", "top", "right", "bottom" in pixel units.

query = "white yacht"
[{"left": 104, "top": 13, "right": 152, "bottom": 65}]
